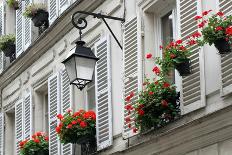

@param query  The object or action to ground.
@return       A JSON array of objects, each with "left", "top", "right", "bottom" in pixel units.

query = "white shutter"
[
  {"left": 59, "top": 0, "right": 69, "bottom": 14},
  {"left": 0, "top": 3, "right": 5, "bottom": 74},
  {"left": 219, "top": 0, "right": 232, "bottom": 96},
  {"left": 23, "top": 0, "right": 31, "bottom": 50},
  {"left": 95, "top": 36, "right": 113, "bottom": 151},
  {"left": 0, "top": 52, "right": 4, "bottom": 74},
  {"left": 15, "top": 100, "right": 24, "bottom": 155},
  {"left": 49, "top": 0, "right": 59, "bottom": 24},
  {"left": 23, "top": 92, "right": 32, "bottom": 140},
  {"left": 48, "top": 74, "right": 61, "bottom": 155},
  {"left": 0, "top": 113, "right": 4, "bottom": 155},
  {"left": 16, "top": 0, "right": 23, "bottom": 57},
  {"left": 122, "top": 17, "right": 140, "bottom": 139},
  {"left": 60, "top": 69, "right": 72, "bottom": 155},
  {"left": 178, "top": 0, "right": 205, "bottom": 114}
]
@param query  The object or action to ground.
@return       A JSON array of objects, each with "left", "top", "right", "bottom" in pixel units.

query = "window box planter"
[
  {"left": 175, "top": 59, "right": 191, "bottom": 76},
  {"left": 214, "top": 38, "right": 231, "bottom": 54},
  {"left": 31, "top": 9, "right": 49, "bottom": 27}
]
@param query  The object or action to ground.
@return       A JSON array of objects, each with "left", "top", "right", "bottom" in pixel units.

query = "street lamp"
[{"left": 62, "top": 11, "right": 124, "bottom": 90}]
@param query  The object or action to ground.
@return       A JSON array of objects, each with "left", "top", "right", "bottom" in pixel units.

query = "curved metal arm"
[{"left": 71, "top": 11, "right": 125, "bottom": 50}]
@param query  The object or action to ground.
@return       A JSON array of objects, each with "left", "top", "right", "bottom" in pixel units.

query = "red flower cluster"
[
  {"left": 19, "top": 132, "right": 49, "bottom": 150},
  {"left": 226, "top": 26, "right": 232, "bottom": 36},
  {"left": 152, "top": 66, "right": 160, "bottom": 75},
  {"left": 146, "top": 53, "right": 152, "bottom": 59}
]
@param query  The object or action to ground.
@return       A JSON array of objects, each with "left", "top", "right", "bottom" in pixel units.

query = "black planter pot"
[
  {"left": 214, "top": 38, "right": 232, "bottom": 54},
  {"left": 175, "top": 59, "right": 191, "bottom": 76},
  {"left": 2, "top": 43, "right": 16, "bottom": 62},
  {"left": 72, "top": 136, "right": 96, "bottom": 155},
  {"left": 32, "top": 10, "right": 49, "bottom": 27},
  {"left": 76, "top": 135, "right": 95, "bottom": 145},
  {"left": 35, "top": 150, "right": 49, "bottom": 155}
]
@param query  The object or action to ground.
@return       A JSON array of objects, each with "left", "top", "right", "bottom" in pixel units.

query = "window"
[
  {"left": 5, "top": 110, "right": 15, "bottom": 155},
  {"left": 34, "top": 83, "right": 49, "bottom": 133},
  {"left": 161, "top": 11, "right": 175, "bottom": 84},
  {"left": 85, "top": 73, "right": 96, "bottom": 111}
]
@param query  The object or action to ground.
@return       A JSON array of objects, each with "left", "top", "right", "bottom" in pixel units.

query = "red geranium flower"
[
  {"left": 146, "top": 53, "right": 152, "bottom": 59},
  {"left": 33, "top": 139, "right": 40, "bottom": 143},
  {"left": 215, "top": 26, "right": 223, "bottom": 31},
  {"left": 217, "top": 11, "right": 224, "bottom": 17},
  {"left": 170, "top": 54, "right": 176, "bottom": 59},
  {"left": 159, "top": 45, "right": 163, "bottom": 50},
  {"left": 80, "top": 121, "right": 87, "bottom": 128},
  {"left": 176, "top": 39, "right": 182, "bottom": 44},
  {"left": 226, "top": 26, "right": 232, "bottom": 36},
  {"left": 36, "top": 132, "right": 42, "bottom": 136},
  {"left": 202, "top": 10, "right": 211, "bottom": 16},
  {"left": 133, "top": 128, "right": 138, "bottom": 133},
  {"left": 187, "top": 40, "right": 197, "bottom": 45},
  {"left": 56, "top": 114, "right": 63, "bottom": 120},
  {"left": 192, "top": 32, "right": 201, "bottom": 38},
  {"left": 56, "top": 126, "right": 61, "bottom": 133},
  {"left": 130, "top": 92, "right": 135, "bottom": 98},
  {"left": 125, "top": 104, "right": 133, "bottom": 110},
  {"left": 163, "top": 82, "right": 170, "bottom": 88},
  {"left": 45, "top": 136, "right": 49, "bottom": 141},
  {"left": 67, "top": 124, "right": 72, "bottom": 129},
  {"left": 125, "top": 117, "right": 131, "bottom": 123},
  {"left": 161, "top": 100, "right": 168, "bottom": 107},
  {"left": 71, "top": 120, "right": 78, "bottom": 125},
  {"left": 138, "top": 109, "right": 145, "bottom": 116},
  {"left": 194, "top": 15, "right": 202, "bottom": 20},
  {"left": 152, "top": 66, "right": 160, "bottom": 75},
  {"left": 149, "top": 91, "right": 154, "bottom": 95}
]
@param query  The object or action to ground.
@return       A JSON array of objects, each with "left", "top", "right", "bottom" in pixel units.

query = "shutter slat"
[
  {"left": 219, "top": 1, "right": 232, "bottom": 96},
  {"left": 23, "top": 0, "right": 31, "bottom": 50},
  {"left": 15, "top": 101, "right": 24, "bottom": 155},
  {"left": 48, "top": 74, "right": 61, "bottom": 155},
  {"left": 95, "top": 36, "right": 113, "bottom": 151},
  {"left": 178, "top": 0, "right": 205, "bottom": 114},
  {"left": 23, "top": 93, "right": 32, "bottom": 140},
  {"left": 61, "top": 70, "right": 73, "bottom": 155}
]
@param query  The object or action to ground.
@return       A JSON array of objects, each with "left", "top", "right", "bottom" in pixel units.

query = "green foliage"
[
  {"left": 56, "top": 109, "right": 96, "bottom": 144},
  {"left": 197, "top": 11, "right": 232, "bottom": 45},
  {"left": 125, "top": 77, "right": 180, "bottom": 132},
  {"left": 0, "top": 34, "right": 15, "bottom": 51},
  {"left": 6, "top": 0, "right": 18, "bottom": 8},
  {"left": 155, "top": 40, "right": 192, "bottom": 75},
  {"left": 23, "top": 3, "right": 47, "bottom": 18},
  {"left": 20, "top": 132, "right": 49, "bottom": 155}
]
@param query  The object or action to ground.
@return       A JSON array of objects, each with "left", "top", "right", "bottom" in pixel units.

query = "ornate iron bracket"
[{"left": 72, "top": 11, "right": 125, "bottom": 50}]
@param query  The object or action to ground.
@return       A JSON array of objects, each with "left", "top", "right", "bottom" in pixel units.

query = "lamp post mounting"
[{"left": 71, "top": 11, "right": 125, "bottom": 50}]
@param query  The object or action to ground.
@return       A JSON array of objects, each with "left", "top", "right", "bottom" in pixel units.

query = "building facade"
[{"left": 0, "top": 0, "right": 232, "bottom": 155}]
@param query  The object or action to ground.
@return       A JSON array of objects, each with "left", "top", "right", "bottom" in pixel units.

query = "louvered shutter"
[
  {"left": 219, "top": 0, "right": 232, "bottom": 96},
  {"left": 59, "top": 0, "right": 69, "bottom": 14},
  {"left": 95, "top": 36, "right": 113, "bottom": 150},
  {"left": 0, "top": 3, "right": 5, "bottom": 74},
  {"left": 16, "top": 0, "right": 23, "bottom": 57},
  {"left": 15, "top": 100, "right": 24, "bottom": 155},
  {"left": 23, "top": 0, "right": 31, "bottom": 50},
  {"left": 49, "top": 0, "right": 59, "bottom": 24},
  {"left": 23, "top": 92, "right": 32, "bottom": 139},
  {"left": 60, "top": 69, "right": 72, "bottom": 155},
  {"left": 122, "top": 17, "right": 140, "bottom": 139},
  {"left": 0, "top": 52, "right": 4, "bottom": 74},
  {"left": 178, "top": 0, "right": 205, "bottom": 114},
  {"left": 48, "top": 74, "right": 61, "bottom": 155},
  {"left": 0, "top": 113, "right": 4, "bottom": 155}
]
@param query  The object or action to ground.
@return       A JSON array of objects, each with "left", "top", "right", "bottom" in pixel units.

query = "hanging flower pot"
[
  {"left": 19, "top": 132, "right": 49, "bottom": 155},
  {"left": 214, "top": 38, "right": 231, "bottom": 54},
  {"left": 31, "top": 9, "right": 49, "bottom": 27},
  {"left": 175, "top": 59, "right": 191, "bottom": 76},
  {"left": 56, "top": 109, "right": 97, "bottom": 155},
  {"left": 0, "top": 34, "right": 16, "bottom": 62},
  {"left": 195, "top": 10, "right": 232, "bottom": 54},
  {"left": 23, "top": 3, "right": 49, "bottom": 27}
]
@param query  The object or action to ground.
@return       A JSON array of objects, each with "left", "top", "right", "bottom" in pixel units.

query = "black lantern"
[
  {"left": 62, "top": 41, "right": 99, "bottom": 90},
  {"left": 63, "top": 11, "right": 124, "bottom": 90}
]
